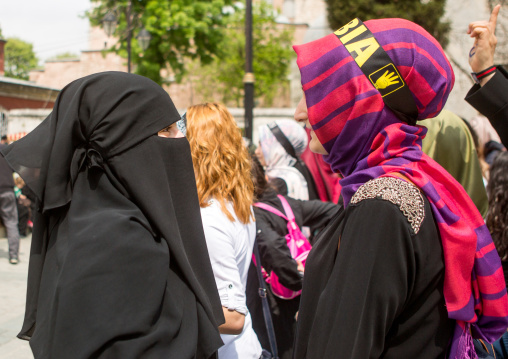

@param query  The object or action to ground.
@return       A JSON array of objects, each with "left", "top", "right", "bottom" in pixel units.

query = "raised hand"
[{"left": 468, "top": 4, "right": 501, "bottom": 74}]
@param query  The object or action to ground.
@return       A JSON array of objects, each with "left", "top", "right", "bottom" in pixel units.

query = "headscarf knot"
[
  {"left": 71, "top": 145, "right": 105, "bottom": 186},
  {"left": 84, "top": 148, "right": 104, "bottom": 170}
]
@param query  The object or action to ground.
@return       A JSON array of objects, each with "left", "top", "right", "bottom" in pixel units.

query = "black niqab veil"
[{"left": 1, "top": 71, "right": 224, "bottom": 358}]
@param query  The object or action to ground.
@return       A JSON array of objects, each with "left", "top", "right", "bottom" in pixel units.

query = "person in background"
[
  {"left": 468, "top": 114, "right": 504, "bottom": 163},
  {"left": 486, "top": 151, "right": 508, "bottom": 295},
  {"left": 186, "top": 102, "right": 262, "bottom": 359},
  {"left": 247, "top": 155, "right": 338, "bottom": 359},
  {"left": 422, "top": 110, "right": 489, "bottom": 217},
  {"left": 255, "top": 120, "right": 318, "bottom": 201},
  {"left": 0, "top": 140, "right": 19, "bottom": 264},
  {"left": 485, "top": 140, "right": 506, "bottom": 165},
  {"left": 463, "top": 117, "right": 492, "bottom": 184},
  {"left": 292, "top": 17, "right": 508, "bottom": 358},
  {"left": 1, "top": 135, "right": 9, "bottom": 144},
  {"left": 486, "top": 151, "right": 508, "bottom": 357},
  {"left": 14, "top": 174, "right": 31, "bottom": 237},
  {"left": 301, "top": 128, "right": 342, "bottom": 203},
  {"left": 1, "top": 72, "right": 224, "bottom": 358},
  {"left": 465, "top": 4, "right": 508, "bottom": 148},
  {"left": 20, "top": 176, "right": 36, "bottom": 231}
]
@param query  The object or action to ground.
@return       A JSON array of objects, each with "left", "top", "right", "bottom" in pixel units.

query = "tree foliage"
[
  {"left": 87, "top": 0, "right": 235, "bottom": 84},
  {"left": 325, "top": 0, "right": 451, "bottom": 47},
  {"left": 4, "top": 38, "right": 38, "bottom": 80},
  {"left": 192, "top": 2, "right": 295, "bottom": 107}
]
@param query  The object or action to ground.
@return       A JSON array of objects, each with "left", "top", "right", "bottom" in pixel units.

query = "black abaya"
[
  {"left": 293, "top": 193, "right": 455, "bottom": 358},
  {"left": 2, "top": 71, "right": 224, "bottom": 358}
]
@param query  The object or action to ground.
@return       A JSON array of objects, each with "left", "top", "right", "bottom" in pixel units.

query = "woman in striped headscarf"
[{"left": 292, "top": 18, "right": 508, "bottom": 359}]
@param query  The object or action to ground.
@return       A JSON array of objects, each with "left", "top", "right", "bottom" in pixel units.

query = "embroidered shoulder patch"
[{"left": 350, "top": 177, "right": 425, "bottom": 234}]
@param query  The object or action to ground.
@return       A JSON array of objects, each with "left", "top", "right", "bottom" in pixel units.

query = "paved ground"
[{"left": 0, "top": 235, "right": 34, "bottom": 358}]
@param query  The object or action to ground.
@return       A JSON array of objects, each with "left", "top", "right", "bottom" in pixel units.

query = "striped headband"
[{"left": 335, "top": 18, "right": 418, "bottom": 125}]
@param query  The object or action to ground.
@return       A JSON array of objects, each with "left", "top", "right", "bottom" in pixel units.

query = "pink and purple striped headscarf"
[{"left": 294, "top": 18, "right": 508, "bottom": 357}]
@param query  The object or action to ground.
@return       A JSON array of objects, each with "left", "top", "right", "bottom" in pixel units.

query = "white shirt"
[{"left": 200, "top": 199, "right": 262, "bottom": 359}]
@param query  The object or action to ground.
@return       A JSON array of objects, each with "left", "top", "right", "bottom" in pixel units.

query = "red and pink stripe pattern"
[
  {"left": 294, "top": 18, "right": 508, "bottom": 358},
  {"left": 365, "top": 124, "right": 508, "bottom": 358}
]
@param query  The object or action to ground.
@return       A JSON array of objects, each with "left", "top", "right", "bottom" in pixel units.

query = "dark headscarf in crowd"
[
  {"left": 294, "top": 18, "right": 508, "bottom": 358},
  {"left": 2, "top": 71, "right": 224, "bottom": 358}
]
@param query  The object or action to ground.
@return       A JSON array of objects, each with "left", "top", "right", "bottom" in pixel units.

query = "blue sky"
[{"left": 0, "top": 0, "right": 91, "bottom": 63}]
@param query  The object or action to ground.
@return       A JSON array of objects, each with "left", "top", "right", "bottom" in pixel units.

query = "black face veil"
[{"left": 2, "top": 71, "right": 224, "bottom": 358}]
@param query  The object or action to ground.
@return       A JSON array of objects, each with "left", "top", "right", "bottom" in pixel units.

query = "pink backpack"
[{"left": 254, "top": 195, "right": 312, "bottom": 300}]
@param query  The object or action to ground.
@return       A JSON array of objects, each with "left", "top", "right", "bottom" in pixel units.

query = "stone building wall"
[
  {"left": 7, "top": 108, "right": 51, "bottom": 135},
  {"left": 443, "top": 0, "right": 492, "bottom": 121},
  {"left": 28, "top": 25, "right": 126, "bottom": 89}
]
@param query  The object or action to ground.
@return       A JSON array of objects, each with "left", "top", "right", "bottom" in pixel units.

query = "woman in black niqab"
[{"left": 1, "top": 71, "right": 224, "bottom": 359}]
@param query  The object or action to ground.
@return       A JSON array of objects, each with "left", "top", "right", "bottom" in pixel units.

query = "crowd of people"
[{"left": 1, "top": 5, "right": 508, "bottom": 359}]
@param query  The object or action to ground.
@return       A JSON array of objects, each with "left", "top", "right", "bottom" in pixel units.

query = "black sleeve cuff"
[{"left": 465, "top": 71, "right": 508, "bottom": 118}]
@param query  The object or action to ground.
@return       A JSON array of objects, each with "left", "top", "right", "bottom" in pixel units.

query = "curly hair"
[
  {"left": 186, "top": 103, "right": 254, "bottom": 224},
  {"left": 486, "top": 151, "right": 508, "bottom": 260}
]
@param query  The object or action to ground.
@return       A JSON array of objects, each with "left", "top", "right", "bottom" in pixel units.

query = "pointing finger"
[{"left": 489, "top": 4, "right": 501, "bottom": 31}]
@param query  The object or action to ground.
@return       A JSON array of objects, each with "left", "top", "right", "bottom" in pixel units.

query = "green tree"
[
  {"left": 193, "top": 1, "right": 295, "bottom": 107},
  {"left": 325, "top": 0, "right": 450, "bottom": 47},
  {"left": 87, "top": 0, "right": 235, "bottom": 84},
  {"left": 4, "top": 38, "right": 38, "bottom": 80}
]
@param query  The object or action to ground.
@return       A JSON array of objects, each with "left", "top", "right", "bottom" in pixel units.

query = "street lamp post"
[
  {"left": 102, "top": 12, "right": 117, "bottom": 37},
  {"left": 243, "top": 0, "right": 254, "bottom": 144},
  {"left": 102, "top": 1, "right": 151, "bottom": 74},
  {"left": 137, "top": 28, "right": 152, "bottom": 52}
]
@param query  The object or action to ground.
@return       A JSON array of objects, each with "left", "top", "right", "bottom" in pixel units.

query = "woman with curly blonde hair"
[{"left": 186, "top": 103, "right": 263, "bottom": 359}]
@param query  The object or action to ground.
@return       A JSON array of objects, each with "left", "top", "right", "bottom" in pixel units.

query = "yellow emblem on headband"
[
  {"left": 368, "top": 64, "right": 404, "bottom": 97},
  {"left": 374, "top": 70, "right": 400, "bottom": 90}
]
